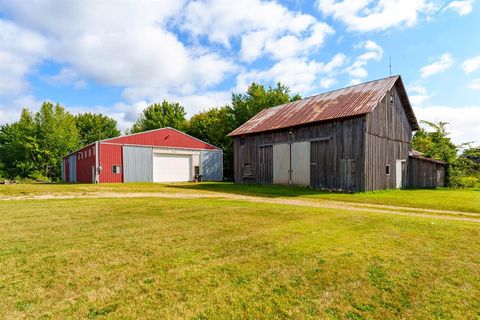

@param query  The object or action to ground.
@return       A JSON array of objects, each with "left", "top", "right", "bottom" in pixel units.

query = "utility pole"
[{"left": 389, "top": 56, "right": 392, "bottom": 76}]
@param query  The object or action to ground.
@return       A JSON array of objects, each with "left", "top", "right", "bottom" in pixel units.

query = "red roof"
[
  {"left": 229, "top": 75, "right": 418, "bottom": 136},
  {"left": 102, "top": 127, "right": 219, "bottom": 150}
]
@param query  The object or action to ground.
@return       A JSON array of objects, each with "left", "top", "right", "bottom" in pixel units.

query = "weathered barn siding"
[
  {"left": 364, "top": 86, "right": 412, "bottom": 191},
  {"left": 234, "top": 116, "right": 366, "bottom": 192},
  {"left": 123, "top": 146, "right": 153, "bottom": 182},
  {"left": 408, "top": 157, "right": 445, "bottom": 188},
  {"left": 200, "top": 150, "right": 223, "bottom": 181}
]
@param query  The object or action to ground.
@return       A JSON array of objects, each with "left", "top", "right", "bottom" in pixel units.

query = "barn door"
[
  {"left": 396, "top": 160, "right": 406, "bottom": 188},
  {"left": 310, "top": 140, "right": 328, "bottom": 189},
  {"left": 257, "top": 145, "right": 273, "bottom": 184},
  {"left": 341, "top": 159, "right": 355, "bottom": 191}
]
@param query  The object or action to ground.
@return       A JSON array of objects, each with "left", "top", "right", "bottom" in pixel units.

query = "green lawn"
[
  {"left": 1, "top": 182, "right": 479, "bottom": 213},
  {"left": 0, "top": 195, "right": 479, "bottom": 319}
]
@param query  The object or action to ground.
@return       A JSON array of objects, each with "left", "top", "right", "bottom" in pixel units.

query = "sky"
[{"left": 0, "top": 0, "right": 479, "bottom": 145}]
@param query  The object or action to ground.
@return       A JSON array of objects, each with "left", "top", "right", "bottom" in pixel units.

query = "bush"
[{"left": 458, "top": 176, "right": 479, "bottom": 188}]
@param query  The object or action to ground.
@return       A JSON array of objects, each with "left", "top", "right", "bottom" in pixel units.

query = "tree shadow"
[{"left": 168, "top": 182, "right": 335, "bottom": 198}]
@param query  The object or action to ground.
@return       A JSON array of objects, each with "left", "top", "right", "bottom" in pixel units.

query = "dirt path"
[{"left": 1, "top": 191, "right": 479, "bottom": 223}]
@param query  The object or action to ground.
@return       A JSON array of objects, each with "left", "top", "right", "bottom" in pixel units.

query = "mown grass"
[
  {"left": 173, "top": 183, "right": 480, "bottom": 213},
  {"left": 1, "top": 182, "right": 479, "bottom": 214},
  {"left": 0, "top": 196, "right": 479, "bottom": 319}
]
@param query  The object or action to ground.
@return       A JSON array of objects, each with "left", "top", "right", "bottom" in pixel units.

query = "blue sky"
[{"left": 0, "top": 0, "right": 479, "bottom": 144}]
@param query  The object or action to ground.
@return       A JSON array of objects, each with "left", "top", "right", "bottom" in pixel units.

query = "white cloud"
[
  {"left": 414, "top": 105, "right": 480, "bottom": 145},
  {"left": 346, "top": 40, "right": 383, "bottom": 79},
  {"left": 183, "top": 0, "right": 334, "bottom": 62},
  {"left": 420, "top": 53, "right": 454, "bottom": 78},
  {"left": 462, "top": 56, "right": 480, "bottom": 74},
  {"left": 467, "top": 78, "right": 480, "bottom": 90},
  {"left": 320, "top": 77, "right": 337, "bottom": 88},
  {"left": 408, "top": 85, "right": 432, "bottom": 107},
  {"left": 1, "top": 0, "right": 237, "bottom": 107},
  {"left": 236, "top": 53, "right": 347, "bottom": 94},
  {"left": 0, "top": 19, "right": 47, "bottom": 96},
  {"left": 317, "top": 0, "right": 437, "bottom": 32},
  {"left": 443, "top": 0, "right": 474, "bottom": 15}
]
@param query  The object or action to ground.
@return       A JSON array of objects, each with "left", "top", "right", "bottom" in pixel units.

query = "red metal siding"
[
  {"left": 103, "top": 128, "right": 218, "bottom": 150},
  {"left": 75, "top": 144, "right": 96, "bottom": 183},
  {"left": 99, "top": 143, "right": 123, "bottom": 183}
]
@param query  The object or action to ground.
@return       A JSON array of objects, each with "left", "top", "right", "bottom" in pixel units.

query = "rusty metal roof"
[{"left": 229, "top": 75, "right": 418, "bottom": 136}]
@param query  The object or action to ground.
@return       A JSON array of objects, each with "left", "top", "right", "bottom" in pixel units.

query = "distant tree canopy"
[
  {"left": 129, "top": 101, "right": 187, "bottom": 134},
  {"left": 0, "top": 102, "right": 79, "bottom": 180},
  {"left": 75, "top": 112, "right": 120, "bottom": 146}
]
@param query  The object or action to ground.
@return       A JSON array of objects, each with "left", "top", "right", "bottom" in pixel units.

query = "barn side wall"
[
  {"left": 75, "top": 144, "right": 96, "bottom": 183},
  {"left": 233, "top": 116, "right": 366, "bottom": 192},
  {"left": 408, "top": 157, "right": 445, "bottom": 188},
  {"left": 201, "top": 150, "right": 223, "bottom": 181},
  {"left": 364, "top": 86, "right": 412, "bottom": 191}
]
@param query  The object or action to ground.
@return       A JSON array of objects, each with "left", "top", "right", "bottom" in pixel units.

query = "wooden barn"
[{"left": 228, "top": 75, "right": 445, "bottom": 192}]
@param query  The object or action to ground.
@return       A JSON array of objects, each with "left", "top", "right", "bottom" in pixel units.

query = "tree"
[
  {"left": 186, "top": 107, "right": 233, "bottom": 178},
  {"left": 34, "top": 102, "right": 79, "bottom": 179},
  {"left": 75, "top": 112, "right": 120, "bottom": 145},
  {"left": 228, "top": 82, "right": 301, "bottom": 130},
  {"left": 0, "top": 109, "right": 39, "bottom": 178},
  {"left": 0, "top": 103, "right": 78, "bottom": 180},
  {"left": 129, "top": 101, "right": 187, "bottom": 134}
]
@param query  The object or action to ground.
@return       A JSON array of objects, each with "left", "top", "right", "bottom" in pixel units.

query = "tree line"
[{"left": 0, "top": 82, "right": 478, "bottom": 187}]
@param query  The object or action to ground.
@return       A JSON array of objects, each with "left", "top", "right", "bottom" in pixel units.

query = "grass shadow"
[{"left": 167, "top": 182, "right": 334, "bottom": 198}]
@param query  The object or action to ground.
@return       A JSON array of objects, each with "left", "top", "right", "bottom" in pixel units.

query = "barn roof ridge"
[{"left": 228, "top": 75, "right": 419, "bottom": 136}]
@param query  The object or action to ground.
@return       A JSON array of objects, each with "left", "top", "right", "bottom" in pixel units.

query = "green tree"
[
  {"left": 228, "top": 82, "right": 301, "bottom": 130},
  {"left": 75, "top": 112, "right": 120, "bottom": 145},
  {"left": 186, "top": 107, "right": 232, "bottom": 178},
  {"left": 0, "top": 109, "right": 39, "bottom": 179},
  {"left": 129, "top": 101, "right": 187, "bottom": 134},
  {"left": 34, "top": 102, "right": 79, "bottom": 180}
]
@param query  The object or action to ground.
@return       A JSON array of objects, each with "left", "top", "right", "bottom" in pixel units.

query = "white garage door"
[{"left": 153, "top": 154, "right": 192, "bottom": 182}]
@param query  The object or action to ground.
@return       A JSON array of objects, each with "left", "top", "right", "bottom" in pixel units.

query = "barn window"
[
  {"left": 386, "top": 164, "right": 390, "bottom": 175},
  {"left": 112, "top": 165, "right": 121, "bottom": 174},
  {"left": 88, "top": 149, "right": 91, "bottom": 157}
]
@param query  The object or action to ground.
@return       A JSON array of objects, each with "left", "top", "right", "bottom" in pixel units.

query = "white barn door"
[{"left": 153, "top": 154, "right": 192, "bottom": 182}]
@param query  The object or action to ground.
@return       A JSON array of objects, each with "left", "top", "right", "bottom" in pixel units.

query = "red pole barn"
[{"left": 62, "top": 128, "right": 223, "bottom": 183}]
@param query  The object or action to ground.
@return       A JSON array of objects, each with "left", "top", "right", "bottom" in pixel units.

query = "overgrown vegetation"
[
  {"left": 412, "top": 120, "right": 479, "bottom": 187},
  {"left": 0, "top": 193, "right": 479, "bottom": 318}
]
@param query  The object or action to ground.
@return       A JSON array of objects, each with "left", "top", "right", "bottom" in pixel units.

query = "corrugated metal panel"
[
  {"left": 102, "top": 127, "right": 219, "bottom": 150},
  {"left": 68, "top": 155, "right": 76, "bottom": 183},
  {"left": 229, "top": 76, "right": 418, "bottom": 136},
  {"left": 123, "top": 146, "right": 153, "bottom": 182},
  {"left": 201, "top": 150, "right": 223, "bottom": 181},
  {"left": 99, "top": 143, "right": 123, "bottom": 183}
]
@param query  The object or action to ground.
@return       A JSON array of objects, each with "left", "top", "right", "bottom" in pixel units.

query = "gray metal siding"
[
  {"left": 201, "top": 150, "right": 223, "bottom": 181},
  {"left": 123, "top": 146, "right": 153, "bottom": 182},
  {"left": 68, "top": 155, "right": 76, "bottom": 183}
]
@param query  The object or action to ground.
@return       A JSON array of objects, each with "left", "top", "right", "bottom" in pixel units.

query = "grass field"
[{"left": 0, "top": 183, "right": 479, "bottom": 319}]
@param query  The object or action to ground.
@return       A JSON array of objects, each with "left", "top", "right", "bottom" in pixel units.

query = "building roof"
[
  {"left": 228, "top": 75, "right": 419, "bottom": 136},
  {"left": 409, "top": 150, "right": 447, "bottom": 165},
  {"left": 63, "top": 127, "right": 220, "bottom": 159}
]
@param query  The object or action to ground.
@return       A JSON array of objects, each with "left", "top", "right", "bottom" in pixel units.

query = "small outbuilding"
[
  {"left": 228, "top": 75, "right": 445, "bottom": 192},
  {"left": 62, "top": 127, "right": 223, "bottom": 183}
]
